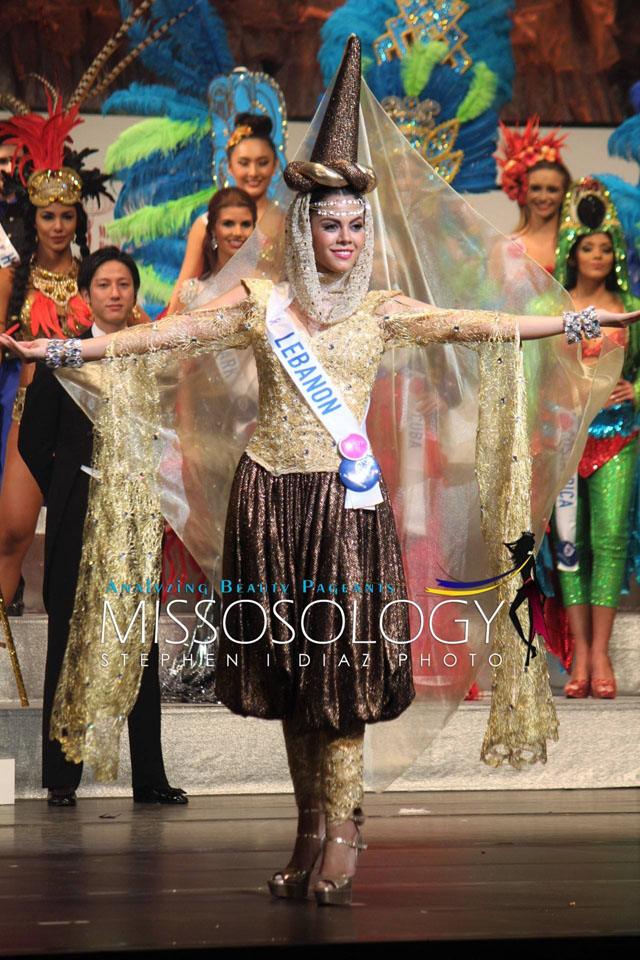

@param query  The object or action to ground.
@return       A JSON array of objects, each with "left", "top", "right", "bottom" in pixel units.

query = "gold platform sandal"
[
  {"left": 268, "top": 808, "right": 325, "bottom": 900},
  {"left": 313, "top": 812, "right": 367, "bottom": 907}
]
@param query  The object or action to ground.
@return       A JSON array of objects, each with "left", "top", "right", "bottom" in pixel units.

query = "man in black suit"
[{"left": 18, "top": 246, "right": 187, "bottom": 807}]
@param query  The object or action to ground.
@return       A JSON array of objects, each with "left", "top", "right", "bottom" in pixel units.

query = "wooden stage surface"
[{"left": 1, "top": 789, "right": 638, "bottom": 956}]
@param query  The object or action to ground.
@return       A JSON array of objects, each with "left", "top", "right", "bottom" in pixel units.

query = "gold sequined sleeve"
[
  {"left": 106, "top": 299, "right": 254, "bottom": 359},
  {"left": 381, "top": 299, "right": 519, "bottom": 347}
]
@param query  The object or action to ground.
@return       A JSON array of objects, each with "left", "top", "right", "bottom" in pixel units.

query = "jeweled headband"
[{"left": 309, "top": 197, "right": 367, "bottom": 217}]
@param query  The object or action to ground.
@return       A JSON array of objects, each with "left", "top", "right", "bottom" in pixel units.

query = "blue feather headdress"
[{"left": 319, "top": 0, "right": 516, "bottom": 192}]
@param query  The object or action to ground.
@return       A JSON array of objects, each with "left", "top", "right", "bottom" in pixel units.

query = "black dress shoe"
[
  {"left": 133, "top": 785, "right": 188, "bottom": 804},
  {"left": 7, "top": 576, "right": 25, "bottom": 617},
  {"left": 47, "top": 789, "right": 77, "bottom": 807}
]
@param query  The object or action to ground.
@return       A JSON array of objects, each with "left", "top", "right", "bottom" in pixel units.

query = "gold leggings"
[{"left": 282, "top": 718, "right": 364, "bottom": 826}]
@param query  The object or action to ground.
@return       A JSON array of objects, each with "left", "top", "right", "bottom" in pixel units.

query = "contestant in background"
[
  {"left": 0, "top": 102, "right": 105, "bottom": 614},
  {"left": 497, "top": 117, "right": 571, "bottom": 272},
  {"left": 172, "top": 186, "right": 257, "bottom": 311},
  {"left": 4, "top": 39, "right": 639, "bottom": 906},
  {"left": 166, "top": 117, "right": 279, "bottom": 315},
  {"left": 161, "top": 186, "right": 257, "bottom": 669},
  {"left": 552, "top": 178, "right": 640, "bottom": 699},
  {"left": 18, "top": 247, "right": 186, "bottom": 806}
]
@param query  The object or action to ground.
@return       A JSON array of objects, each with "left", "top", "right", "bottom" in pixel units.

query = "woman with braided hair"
[{"left": 0, "top": 97, "right": 130, "bottom": 613}]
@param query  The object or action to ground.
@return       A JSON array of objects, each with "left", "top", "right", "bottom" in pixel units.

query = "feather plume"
[
  {"left": 136, "top": 263, "right": 175, "bottom": 303},
  {"left": 106, "top": 186, "right": 215, "bottom": 244},
  {"left": 24, "top": 74, "right": 60, "bottom": 109},
  {"left": 105, "top": 116, "right": 210, "bottom": 172},
  {"left": 123, "top": 0, "right": 234, "bottom": 88},
  {"left": 458, "top": 0, "right": 515, "bottom": 110},
  {"left": 0, "top": 96, "right": 82, "bottom": 183},
  {"left": 135, "top": 236, "right": 190, "bottom": 270},
  {"left": 456, "top": 63, "right": 498, "bottom": 123},
  {"left": 104, "top": 84, "right": 208, "bottom": 123},
  {"left": 113, "top": 138, "right": 212, "bottom": 214},
  {"left": 608, "top": 114, "right": 640, "bottom": 173},
  {"left": 401, "top": 41, "right": 449, "bottom": 98},
  {"left": 0, "top": 93, "right": 29, "bottom": 116},
  {"left": 68, "top": 0, "right": 155, "bottom": 108},
  {"left": 319, "top": 0, "right": 398, "bottom": 85},
  {"left": 84, "top": 4, "right": 197, "bottom": 103}
]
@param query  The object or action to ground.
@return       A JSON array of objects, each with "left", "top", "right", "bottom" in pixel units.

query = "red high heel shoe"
[
  {"left": 590, "top": 677, "right": 617, "bottom": 699},
  {"left": 564, "top": 678, "right": 589, "bottom": 698}
]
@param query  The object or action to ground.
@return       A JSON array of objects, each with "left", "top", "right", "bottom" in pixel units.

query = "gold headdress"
[{"left": 284, "top": 35, "right": 377, "bottom": 194}]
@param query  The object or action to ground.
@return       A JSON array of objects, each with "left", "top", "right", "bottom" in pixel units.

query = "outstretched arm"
[
  {"left": 381, "top": 294, "right": 640, "bottom": 344},
  {"left": 0, "top": 284, "right": 252, "bottom": 364}
]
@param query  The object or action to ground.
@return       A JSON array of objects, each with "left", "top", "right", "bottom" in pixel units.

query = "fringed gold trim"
[
  {"left": 475, "top": 337, "right": 558, "bottom": 769},
  {"left": 50, "top": 353, "right": 165, "bottom": 782}
]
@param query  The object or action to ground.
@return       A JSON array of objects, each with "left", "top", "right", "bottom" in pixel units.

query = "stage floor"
[{"left": 1, "top": 790, "right": 638, "bottom": 955}]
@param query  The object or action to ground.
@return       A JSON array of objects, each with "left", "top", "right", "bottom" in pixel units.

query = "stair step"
[{"left": 1, "top": 697, "right": 638, "bottom": 799}]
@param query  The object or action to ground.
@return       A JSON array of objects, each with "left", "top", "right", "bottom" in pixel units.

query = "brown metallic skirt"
[{"left": 214, "top": 454, "right": 415, "bottom": 731}]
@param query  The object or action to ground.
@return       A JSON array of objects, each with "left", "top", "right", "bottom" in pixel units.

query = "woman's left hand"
[
  {"left": 607, "top": 378, "right": 636, "bottom": 405},
  {"left": 596, "top": 308, "right": 640, "bottom": 327}
]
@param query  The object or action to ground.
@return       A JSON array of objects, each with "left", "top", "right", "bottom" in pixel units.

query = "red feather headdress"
[
  {"left": 0, "top": 94, "right": 84, "bottom": 206},
  {"left": 496, "top": 116, "right": 567, "bottom": 207}
]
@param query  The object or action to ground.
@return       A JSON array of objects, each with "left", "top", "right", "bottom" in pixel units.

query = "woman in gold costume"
[{"left": 4, "top": 39, "right": 639, "bottom": 906}]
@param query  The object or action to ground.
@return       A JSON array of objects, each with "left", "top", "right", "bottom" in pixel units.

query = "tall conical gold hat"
[{"left": 284, "top": 35, "right": 377, "bottom": 194}]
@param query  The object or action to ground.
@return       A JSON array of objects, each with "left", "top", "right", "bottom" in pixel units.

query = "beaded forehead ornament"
[{"left": 309, "top": 197, "right": 367, "bottom": 217}]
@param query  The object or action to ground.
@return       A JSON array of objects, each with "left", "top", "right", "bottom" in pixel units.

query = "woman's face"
[
  {"left": 310, "top": 197, "right": 365, "bottom": 274},
  {"left": 35, "top": 202, "right": 77, "bottom": 257},
  {"left": 573, "top": 232, "right": 614, "bottom": 283},
  {"left": 228, "top": 139, "right": 277, "bottom": 201},
  {"left": 213, "top": 205, "right": 256, "bottom": 264},
  {"left": 525, "top": 168, "right": 565, "bottom": 221}
]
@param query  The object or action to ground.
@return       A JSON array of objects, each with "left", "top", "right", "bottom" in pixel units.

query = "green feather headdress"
[
  {"left": 554, "top": 176, "right": 640, "bottom": 374},
  {"left": 554, "top": 176, "right": 633, "bottom": 309}
]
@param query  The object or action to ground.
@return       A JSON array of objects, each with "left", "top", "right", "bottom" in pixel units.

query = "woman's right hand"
[{"left": 0, "top": 334, "right": 48, "bottom": 363}]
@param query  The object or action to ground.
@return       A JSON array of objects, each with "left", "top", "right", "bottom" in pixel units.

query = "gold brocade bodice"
[
  {"left": 109, "top": 277, "right": 519, "bottom": 475},
  {"left": 246, "top": 287, "right": 390, "bottom": 474}
]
